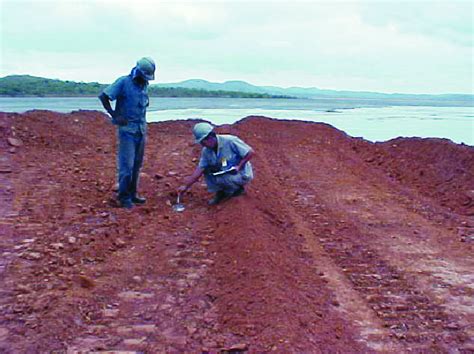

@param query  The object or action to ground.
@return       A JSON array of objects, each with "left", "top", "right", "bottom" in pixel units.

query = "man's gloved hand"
[{"left": 112, "top": 114, "right": 128, "bottom": 126}]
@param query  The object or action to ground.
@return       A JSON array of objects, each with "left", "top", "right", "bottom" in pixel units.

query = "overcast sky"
[{"left": 1, "top": 0, "right": 472, "bottom": 94}]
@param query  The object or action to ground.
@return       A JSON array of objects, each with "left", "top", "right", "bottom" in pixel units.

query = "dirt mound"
[
  {"left": 0, "top": 111, "right": 473, "bottom": 352},
  {"left": 356, "top": 137, "right": 474, "bottom": 216}
]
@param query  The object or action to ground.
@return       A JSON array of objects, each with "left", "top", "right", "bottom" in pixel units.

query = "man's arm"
[
  {"left": 235, "top": 148, "right": 255, "bottom": 172},
  {"left": 98, "top": 92, "right": 127, "bottom": 126},
  {"left": 177, "top": 166, "right": 205, "bottom": 194},
  {"left": 98, "top": 92, "right": 114, "bottom": 117}
]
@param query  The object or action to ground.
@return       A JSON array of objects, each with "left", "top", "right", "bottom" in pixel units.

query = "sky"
[{"left": 1, "top": 0, "right": 473, "bottom": 94}]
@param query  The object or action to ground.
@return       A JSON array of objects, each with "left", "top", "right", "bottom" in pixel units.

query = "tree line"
[{"left": 0, "top": 75, "right": 291, "bottom": 99}]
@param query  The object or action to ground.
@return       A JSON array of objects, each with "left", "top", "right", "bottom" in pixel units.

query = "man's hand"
[
  {"left": 234, "top": 150, "right": 254, "bottom": 174},
  {"left": 177, "top": 185, "right": 188, "bottom": 194},
  {"left": 113, "top": 115, "right": 128, "bottom": 126},
  {"left": 98, "top": 93, "right": 122, "bottom": 124},
  {"left": 177, "top": 167, "right": 204, "bottom": 195}
]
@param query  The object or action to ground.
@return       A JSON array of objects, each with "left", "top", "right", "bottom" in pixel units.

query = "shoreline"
[
  {"left": 2, "top": 107, "right": 473, "bottom": 146},
  {"left": 1, "top": 94, "right": 472, "bottom": 106}
]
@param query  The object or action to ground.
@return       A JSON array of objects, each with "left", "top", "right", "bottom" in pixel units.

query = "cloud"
[
  {"left": 360, "top": 1, "right": 473, "bottom": 47},
  {"left": 1, "top": 0, "right": 472, "bottom": 93}
]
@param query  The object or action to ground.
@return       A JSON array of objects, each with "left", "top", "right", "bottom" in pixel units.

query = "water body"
[{"left": 1, "top": 96, "right": 473, "bottom": 145}]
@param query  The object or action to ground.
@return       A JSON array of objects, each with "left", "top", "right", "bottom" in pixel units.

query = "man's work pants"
[
  {"left": 117, "top": 129, "right": 145, "bottom": 203},
  {"left": 204, "top": 171, "right": 251, "bottom": 194}
]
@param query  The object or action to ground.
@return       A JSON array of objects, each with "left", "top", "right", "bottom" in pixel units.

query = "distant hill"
[
  {"left": 1, "top": 75, "right": 472, "bottom": 105},
  {"left": 157, "top": 79, "right": 268, "bottom": 94},
  {"left": 0, "top": 75, "right": 292, "bottom": 99},
  {"left": 157, "top": 79, "right": 473, "bottom": 103}
]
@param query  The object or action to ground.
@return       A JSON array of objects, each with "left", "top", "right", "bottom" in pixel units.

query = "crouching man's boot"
[
  {"left": 208, "top": 190, "right": 231, "bottom": 206},
  {"left": 232, "top": 186, "right": 245, "bottom": 197}
]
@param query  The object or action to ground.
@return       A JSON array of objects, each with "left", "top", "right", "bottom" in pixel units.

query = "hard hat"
[
  {"left": 136, "top": 57, "right": 156, "bottom": 81},
  {"left": 193, "top": 122, "right": 214, "bottom": 143}
]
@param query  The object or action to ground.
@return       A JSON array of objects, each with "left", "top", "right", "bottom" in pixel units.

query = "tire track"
[
  {"left": 273, "top": 148, "right": 473, "bottom": 351},
  {"left": 239, "top": 117, "right": 473, "bottom": 351}
]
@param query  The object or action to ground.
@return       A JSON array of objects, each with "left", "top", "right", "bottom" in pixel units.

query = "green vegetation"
[
  {"left": 0, "top": 75, "right": 103, "bottom": 96},
  {"left": 0, "top": 75, "right": 292, "bottom": 99}
]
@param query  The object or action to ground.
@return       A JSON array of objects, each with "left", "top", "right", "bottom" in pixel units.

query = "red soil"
[{"left": 0, "top": 110, "right": 473, "bottom": 352}]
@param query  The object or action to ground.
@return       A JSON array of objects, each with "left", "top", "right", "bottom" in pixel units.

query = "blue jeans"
[{"left": 117, "top": 129, "right": 145, "bottom": 203}]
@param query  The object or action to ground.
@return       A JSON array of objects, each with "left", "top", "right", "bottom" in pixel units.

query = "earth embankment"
[{"left": 0, "top": 110, "right": 473, "bottom": 352}]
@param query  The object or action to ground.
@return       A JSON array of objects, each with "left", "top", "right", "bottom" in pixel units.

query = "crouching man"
[{"left": 177, "top": 122, "right": 255, "bottom": 205}]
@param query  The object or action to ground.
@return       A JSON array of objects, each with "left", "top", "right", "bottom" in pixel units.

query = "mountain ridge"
[
  {"left": 156, "top": 78, "right": 472, "bottom": 100},
  {"left": 1, "top": 75, "right": 472, "bottom": 102}
]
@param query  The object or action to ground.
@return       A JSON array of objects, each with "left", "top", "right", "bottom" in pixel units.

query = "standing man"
[
  {"left": 178, "top": 122, "right": 255, "bottom": 205},
  {"left": 99, "top": 57, "right": 156, "bottom": 208}
]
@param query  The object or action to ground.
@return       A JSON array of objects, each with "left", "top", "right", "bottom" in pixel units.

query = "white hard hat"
[{"left": 193, "top": 122, "right": 214, "bottom": 143}]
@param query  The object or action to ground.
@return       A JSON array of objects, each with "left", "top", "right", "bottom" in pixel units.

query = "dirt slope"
[{"left": 0, "top": 110, "right": 473, "bottom": 352}]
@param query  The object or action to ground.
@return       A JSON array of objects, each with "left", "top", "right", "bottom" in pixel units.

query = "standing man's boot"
[
  {"left": 119, "top": 199, "right": 134, "bottom": 209},
  {"left": 132, "top": 195, "right": 146, "bottom": 204}
]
